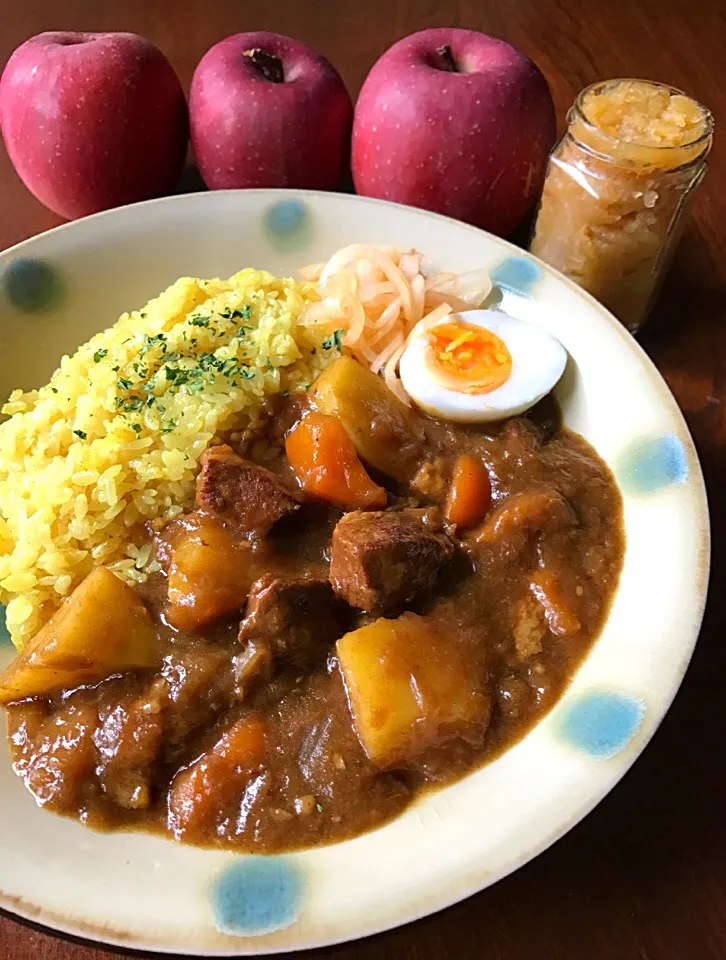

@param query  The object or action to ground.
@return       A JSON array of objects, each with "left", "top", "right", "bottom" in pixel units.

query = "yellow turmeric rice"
[{"left": 0, "top": 268, "right": 334, "bottom": 650}]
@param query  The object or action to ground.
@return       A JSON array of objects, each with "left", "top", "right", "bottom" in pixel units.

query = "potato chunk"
[
  {"left": 337, "top": 613, "right": 489, "bottom": 769},
  {"left": 167, "top": 513, "right": 260, "bottom": 631},
  {"left": 0, "top": 567, "right": 157, "bottom": 704},
  {"left": 310, "top": 356, "right": 424, "bottom": 482}
]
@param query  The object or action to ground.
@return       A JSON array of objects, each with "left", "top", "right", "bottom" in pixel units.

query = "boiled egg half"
[{"left": 399, "top": 309, "right": 567, "bottom": 422}]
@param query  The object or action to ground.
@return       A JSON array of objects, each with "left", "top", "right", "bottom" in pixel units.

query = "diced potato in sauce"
[
  {"left": 337, "top": 613, "right": 489, "bottom": 769},
  {"left": 310, "top": 356, "right": 424, "bottom": 482},
  {"left": 0, "top": 567, "right": 157, "bottom": 704},
  {"left": 166, "top": 513, "right": 261, "bottom": 631}
]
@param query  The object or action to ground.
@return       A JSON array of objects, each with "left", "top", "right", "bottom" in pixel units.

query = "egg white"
[{"left": 399, "top": 309, "right": 567, "bottom": 423}]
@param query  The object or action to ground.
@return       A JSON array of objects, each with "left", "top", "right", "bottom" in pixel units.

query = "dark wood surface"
[{"left": 1, "top": 1, "right": 725, "bottom": 957}]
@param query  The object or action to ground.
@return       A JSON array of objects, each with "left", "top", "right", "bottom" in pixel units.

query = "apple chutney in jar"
[{"left": 530, "top": 79, "right": 713, "bottom": 332}]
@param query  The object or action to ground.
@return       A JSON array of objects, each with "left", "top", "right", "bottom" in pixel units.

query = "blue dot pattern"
[
  {"left": 558, "top": 692, "right": 645, "bottom": 760},
  {"left": 4, "top": 258, "right": 64, "bottom": 313},
  {"left": 490, "top": 256, "right": 541, "bottom": 297},
  {"left": 212, "top": 857, "right": 303, "bottom": 936},
  {"left": 265, "top": 200, "right": 309, "bottom": 252},
  {"left": 619, "top": 434, "right": 688, "bottom": 495}
]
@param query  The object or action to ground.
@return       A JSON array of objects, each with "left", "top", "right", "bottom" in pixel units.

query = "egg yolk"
[{"left": 427, "top": 321, "right": 512, "bottom": 394}]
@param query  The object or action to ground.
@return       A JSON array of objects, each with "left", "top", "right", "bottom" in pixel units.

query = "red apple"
[
  {"left": 0, "top": 32, "right": 188, "bottom": 220},
  {"left": 352, "top": 28, "right": 556, "bottom": 236},
  {"left": 190, "top": 32, "right": 353, "bottom": 191}
]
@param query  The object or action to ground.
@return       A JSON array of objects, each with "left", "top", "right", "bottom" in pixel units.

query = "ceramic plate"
[{"left": 0, "top": 190, "right": 709, "bottom": 954}]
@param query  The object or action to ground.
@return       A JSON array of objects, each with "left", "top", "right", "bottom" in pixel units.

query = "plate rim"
[{"left": 0, "top": 187, "right": 711, "bottom": 955}]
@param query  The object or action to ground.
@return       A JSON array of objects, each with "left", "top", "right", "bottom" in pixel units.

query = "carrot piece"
[
  {"left": 167, "top": 714, "right": 266, "bottom": 837},
  {"left": 530, "top": 568, "right": 581, "bottom": 637},
  {"left": 285, "top": 412, "right": 387, "bottom": 511},
  {"left": 472, "top": 490, "right": 573, "bottom": 546},
  {"left": 214, "top": 713, "right": 267, "bottom": 765},
  {"left": 445, "top": 454, "right": 492, "bottom": 529}
]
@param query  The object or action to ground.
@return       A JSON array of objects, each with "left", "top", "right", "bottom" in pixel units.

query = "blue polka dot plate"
[{"left": 0, "top": 190, "right": 709, "bottom": 954}]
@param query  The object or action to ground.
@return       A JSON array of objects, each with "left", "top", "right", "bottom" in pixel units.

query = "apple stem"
[
  {"left": 436, "top": 45, "right": 459, "bottom": 73},
  {"left": 243, "top": 48, "right": 285, "bottom": 83}
]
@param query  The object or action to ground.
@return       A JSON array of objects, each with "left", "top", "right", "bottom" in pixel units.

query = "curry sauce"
[{"left": 3, "top": 386, "right": 623, "bottom": 853}]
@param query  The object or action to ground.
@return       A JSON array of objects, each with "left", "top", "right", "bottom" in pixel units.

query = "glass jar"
[{"left": 530, "top": 79, "right": 713, "bottom": 333}]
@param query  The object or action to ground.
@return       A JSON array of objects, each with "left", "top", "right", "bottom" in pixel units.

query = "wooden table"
[{"left": 1, "top": 1, "right": 725, "bottom": 958}]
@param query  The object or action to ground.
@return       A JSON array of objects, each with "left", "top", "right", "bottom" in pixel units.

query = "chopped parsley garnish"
[
  {"left": 198, "top": 352, "right": 218, "bottom": 371},
  {"left": 220, "top": 305, "right": 252, "bottom": 320},
  {"left": 161, "top": 418, "right": 177, "bottom": 434},
  {"left": 141, "top": 333, "right": 167, "bottom": 354},
  {"left": 110, "top": 305, "right": 264, "bottom": 417},
  {"left": 93, "top": 348, "right": 108, "bottom": 363},
  {"left": 131, "top": 423, "right": 142, "bottom": 434},
  {"left": 219, "top": 359, "right": 241, "bottom": 378},
  {"left": 164, "top": 366, "right": 192, "bottom": 387},
  {"left": 51, "top": 387, "right": 58, "bottom": 394},
  {"left": 73, "top": 429, "right": 87, "bottom": 440},
  {"left": 322, "top": 329, "right": 344, "bottom": 351}
]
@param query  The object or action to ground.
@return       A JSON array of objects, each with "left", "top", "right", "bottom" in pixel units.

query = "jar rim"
[{"left": 571, "top": 79, "right": 714, "bottom": 156}]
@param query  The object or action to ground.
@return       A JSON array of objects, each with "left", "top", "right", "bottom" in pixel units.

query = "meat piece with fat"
[
  {"left": 238, "top": 576, "right": 346, "bottom": 672},
  {"left": 329, "top": 509, "right": 455, "bottom": 612},
  {"left": 196, "top": 444, "right": 302, "bottom": 536}
]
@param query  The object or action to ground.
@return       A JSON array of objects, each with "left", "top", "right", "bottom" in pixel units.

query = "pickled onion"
[{"left": 298, "top": 245, "right": 491, "bottom": 405}]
